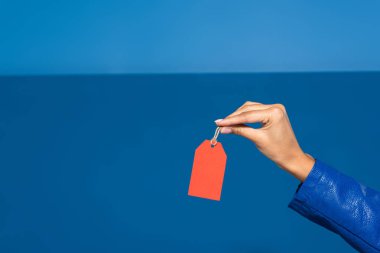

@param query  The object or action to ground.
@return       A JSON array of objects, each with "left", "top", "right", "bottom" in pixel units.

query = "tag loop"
[{"left": 210, "top": 127, "right": 221, "bottom": 147}]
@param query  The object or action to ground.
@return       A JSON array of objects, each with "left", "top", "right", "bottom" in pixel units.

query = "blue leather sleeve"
[{"left": 289, "top": 160, "right": 380, "bottom": 253}]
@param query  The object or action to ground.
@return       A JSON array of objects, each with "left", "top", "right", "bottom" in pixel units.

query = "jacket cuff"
[
  {"left": 288, "top": 159, "right": 326, "bottom": 220},
  {"left": 289, "top": 160, "right": 323, "bottom": 205}
]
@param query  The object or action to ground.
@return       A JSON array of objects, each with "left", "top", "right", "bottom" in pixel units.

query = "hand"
[{"left": 215, "top": 101, "right": 315, "bottom": 181}]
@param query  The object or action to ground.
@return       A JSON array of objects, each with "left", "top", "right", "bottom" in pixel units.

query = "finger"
[
  {"left": 220, "top": 124, "right": 261, "bottom": 142},
  {"left": 216, "top": 109, "right": 271, "bottom": 127},
  {"left": 232, "top": 104, "right": 272, "bottom": 115},
  {"left": 231, "top": 101, "right": 262, "bottom": 116},
  {"left": 221, "top": 103, "right": 270, "bottom": 122}
]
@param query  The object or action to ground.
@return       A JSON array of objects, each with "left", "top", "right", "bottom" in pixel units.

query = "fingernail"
[
  {"left": 220, "top": 127, "right": 232, "bottom": 134},
  {"left": 214, "top": 119, "right": 223, "bottom": 125}
]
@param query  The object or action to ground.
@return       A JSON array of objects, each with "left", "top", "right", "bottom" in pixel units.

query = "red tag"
[{"left": 188, "top": 140, "right": 227, "bottom": 201}]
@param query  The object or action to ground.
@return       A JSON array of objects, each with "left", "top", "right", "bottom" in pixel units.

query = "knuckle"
[
  {"left": 233, "top": 127, "right": 242, "bottom": 135},
  {"left": 241, "top": 104, "right": 252, "bottom": 111},
  {"left": 274, "top": 103, "right": 286, "bottom": 111},
  {"left": 243, "top": 101, "right": 253, "bottom": 107},
  {"left": 271, "top": 105, "right": 286, "bottom": 118},
  {"left": 244, "top": 101, "right": 261, "bottom": 106},
  {"left": 239, "top": 105, "right": 248, "bottom": 110}
]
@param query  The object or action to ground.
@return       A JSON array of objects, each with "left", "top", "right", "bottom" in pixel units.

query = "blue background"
[
  {"left": 1, "top": 0, "right": 380, "bottom": 252},
  {"left": 1, "top": 73, "right": 380, "bottom": 252},
  {"left": 1, "top": 0, "right": 380, "bottom": 75}
]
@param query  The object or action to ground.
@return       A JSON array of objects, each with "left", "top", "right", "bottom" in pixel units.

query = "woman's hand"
[{"left": 215, "top": 101, "right": 315, "bottom": 181}]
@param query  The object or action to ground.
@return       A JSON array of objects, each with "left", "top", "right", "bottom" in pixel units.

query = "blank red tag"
[{"left": 188, "top": 140, "right": 227, "bottom": 201}]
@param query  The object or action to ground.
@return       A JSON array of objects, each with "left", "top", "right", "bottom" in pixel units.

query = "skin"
[{"left": 215, "top": 101, "right": 315, "bottom": 182}]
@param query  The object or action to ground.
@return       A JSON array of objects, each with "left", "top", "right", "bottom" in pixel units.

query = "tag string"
[{"left": 210, "top": 127, "right": 221, "bottom": 147}]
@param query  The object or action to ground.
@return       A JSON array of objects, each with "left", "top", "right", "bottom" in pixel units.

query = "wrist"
[{"left": 280, "top": 152, "right": 315, "bottom": 182}]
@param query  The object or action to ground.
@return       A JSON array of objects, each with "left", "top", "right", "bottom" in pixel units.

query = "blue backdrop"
[
  {"left": 0, "top": 72, "right": 379, "bottom": 252},
  {"left": 1, "top": 0, "right": 380, "bottom": 75}
]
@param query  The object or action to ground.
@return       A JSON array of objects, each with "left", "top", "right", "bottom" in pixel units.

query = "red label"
[{"left": 188, "top": 140, "right": 227, "bottom": 201}]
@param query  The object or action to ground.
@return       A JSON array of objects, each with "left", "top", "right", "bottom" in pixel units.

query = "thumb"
[{"left": 220, "top": 124, "right": 260, "bottom": 143}]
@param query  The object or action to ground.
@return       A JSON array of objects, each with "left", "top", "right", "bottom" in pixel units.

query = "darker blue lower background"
[{"left": 0, "top": 72, "right": 379, "bottom": 252}]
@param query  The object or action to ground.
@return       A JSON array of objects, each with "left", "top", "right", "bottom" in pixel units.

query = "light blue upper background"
[{"left": 1, "top": 0, "right": 380, "bottom": 75}]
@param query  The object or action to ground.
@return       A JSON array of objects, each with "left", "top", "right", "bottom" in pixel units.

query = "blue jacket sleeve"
[{"left": 289, "top": 160, "right": 380, "bottom": 253}]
